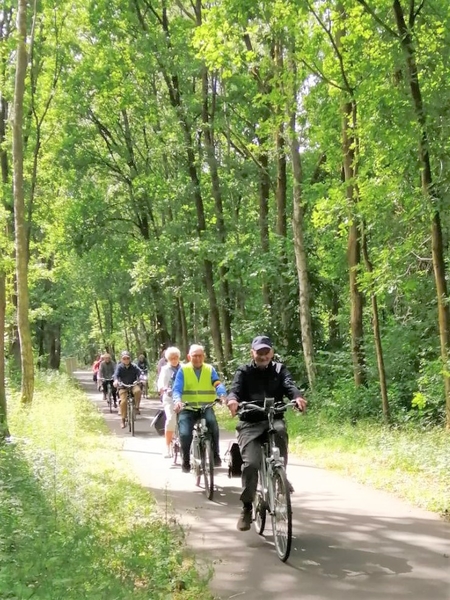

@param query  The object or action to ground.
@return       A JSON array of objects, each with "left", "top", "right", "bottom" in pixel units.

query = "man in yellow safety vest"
[{"left": 173, "top": 344, "right": 227, "bottom": 473}]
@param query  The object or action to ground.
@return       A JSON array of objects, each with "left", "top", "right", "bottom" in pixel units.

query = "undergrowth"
[{"left": 0, "top": 372, "right": 212, "bottom": 600}]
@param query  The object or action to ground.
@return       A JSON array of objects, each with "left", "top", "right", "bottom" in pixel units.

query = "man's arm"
[
  {"left": 278, "top": 363, "right": 307, "bottom": 411},
  {"left": 172, "top": 368, "right": 184, "bottom": 403},
  {"left": 226, "top": 367, "right": 247, "bottom": 416},
  {"left": 279, "top": 364, "right": 303, "bottom": 400},
  {"left": 113, "top": 364, "right": 121, "bottom": 386},
  {"left": 210, "top": 367, "right": 227, "bottom": 397}
]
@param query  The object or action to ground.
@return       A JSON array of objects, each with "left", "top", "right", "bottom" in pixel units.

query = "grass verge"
[
  {"left": 0, "top": 372, "right": 212, "bottom": 600},
  {"left": 216, "top": 406, "right": 450, "bottom": 518}
]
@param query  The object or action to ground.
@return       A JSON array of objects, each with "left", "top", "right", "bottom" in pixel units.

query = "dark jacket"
[
  {"left": 228, "top": 361, "right": 303, "bottom": 412},
  {"left": 114, "top": 363, "right": 141, "bottom": 385}
]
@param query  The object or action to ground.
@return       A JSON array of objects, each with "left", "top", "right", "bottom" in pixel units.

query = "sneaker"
[
  {"left": 121, "top": 421, "right": 126, "bottom": 429},
  {"left": 236, "top": 507, "right": 252, "bottom": 531},
  {"left": 181, "top": 462, "right": 190, "bottom": 474},
  {"left": 214, "top": 455, "right": 222, "bottom": 467}
]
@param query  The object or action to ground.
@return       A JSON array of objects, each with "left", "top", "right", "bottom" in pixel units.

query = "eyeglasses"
[{"left": 255, "top": 349, "right": 271, "bottom": 356}]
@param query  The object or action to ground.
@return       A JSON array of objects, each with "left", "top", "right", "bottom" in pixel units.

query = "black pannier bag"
[
  {"left": 151, "top": 409, "right": 166, "bottom": 436},
  {"left": 225, "top": 440, "right": 243, "bottom": 477}
]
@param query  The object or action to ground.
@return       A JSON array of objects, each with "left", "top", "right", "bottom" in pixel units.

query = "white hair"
[
  {"left": 189, "top": 344, "right": 204, "bottom": 355},
  {"left": 165, "top": 346, "right": 181, "bottom": 360}
]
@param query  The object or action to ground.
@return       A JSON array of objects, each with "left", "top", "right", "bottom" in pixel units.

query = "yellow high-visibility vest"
[{"left": 181, "top": 363, "right": 217, "bottom": 404}]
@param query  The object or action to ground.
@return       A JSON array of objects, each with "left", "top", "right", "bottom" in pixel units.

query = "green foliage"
[{"left": 0, "top": 372, "right": 212, "bottom": 599}]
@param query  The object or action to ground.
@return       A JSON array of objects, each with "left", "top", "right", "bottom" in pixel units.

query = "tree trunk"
[
  {"left": 289, "top": 111, "right": 316, "bottom": 389},
  {"left": 392, "top": 0, "right": 450, "bottom": 426},
  {"left": 13, "top": 0, "right": 34, "bottom": 404},
  {"left": 361, "top": 222, "right": 389, "bottom": 420},
  {"left": 94, "top": 299, "right": 107, "bottom": 349},
  {"left": 48, "top": 324, "right": 61, "bottom": 370},
  {"left": 177, "top": 295, "right": 188, "bottom": 357},
  {"left": 259, "top": 151, "right": 271, "bottom": 309},
  {"left": 342, "top": 100, "right": 366, "bottom": 387},
  {"left": 198, "top": 9, "right": 232, "bottom": 365},
  {"left": 0, "top": 270, "right": 9, "bottom": 437}
]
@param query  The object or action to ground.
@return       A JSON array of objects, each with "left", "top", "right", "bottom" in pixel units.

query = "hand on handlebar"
[
  {"left": 227, "top": 398, "right": 239, "bottom": 417},
  {"left": 294, "top": 396, "right": 307, "bottom": 412}
]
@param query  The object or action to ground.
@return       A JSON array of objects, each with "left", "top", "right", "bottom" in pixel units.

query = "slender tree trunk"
[
  {"left": 274, "top": 39, "right": 290, "bottom": 348},
  {"left": 361, "top": 222, "right": 389, "bottom": 420},
  {"left": 201, "top": 67, "right": 233, "bottom": 365},
  {"left": 13, "top": 0, "right": 34, "bottom": 404},
  {"left": 177, "top": 295, "right": 188, "bottom": 356},
  {"left": 259, "top": 151, "right": 271, "bottom": 309},
  {"left": 0, "top": 271, "right": 8, "bottom": 437},
  {"left": 94, "top": 300, "right": 107, "bottom": 349},
  {"left": 342, "top": 100, "right": 366, "bottom": 386},
  {"left": 392, "top": 0, "right": 450, "bottom": 427},
  {"left": 289, "top": 111, "right": 316, "bottom": 389},
  {"left": 48, "top": 324, "right": 61, "bottom": 370}
]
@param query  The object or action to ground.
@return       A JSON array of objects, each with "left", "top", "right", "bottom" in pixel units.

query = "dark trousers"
[
  {"left": 102, "top": 381, "right": 117, "bottom": 403},
  {"left": 178, "top": 407, "right": 220, "bottom": 464},
  {"left": 238, "top": 419, "right": 288, "bottom": 505}
]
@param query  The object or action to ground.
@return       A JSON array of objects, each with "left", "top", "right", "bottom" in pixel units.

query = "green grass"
[
  {"left": 0, "top": 372, "right": 212, "bottom": 600},
  {"left": 216, "top": 406, "right": 450, "bottom": 518}
]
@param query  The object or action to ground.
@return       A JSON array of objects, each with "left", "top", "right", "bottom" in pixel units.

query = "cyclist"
[
  {"left": 135, "top": 353, "right": 148, "bottom": 372},
  {"left": 114, "top": 351, "right": 142, "bottom": 428},
  {"left": 157, "top": 346, "right": 182, "bottom": 457},
  {"left": 92, "top": 354, "right": 102, "bottom": 387},
  {"left": 226, "top": 336, "right": 307, "bottom": 531},
  {"left": 135, "top": 353, "right": 149, "bottom": 397},
  {"left": 173, "top": 344, "right": 227, "bottom": 473},
  {"left": 98, "top": 353, "right": 117, "bottom": 407}
]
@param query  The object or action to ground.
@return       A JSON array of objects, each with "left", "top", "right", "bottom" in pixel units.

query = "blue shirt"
[{"left": 172, "top": 364, "right": 227, "bottom": 403}]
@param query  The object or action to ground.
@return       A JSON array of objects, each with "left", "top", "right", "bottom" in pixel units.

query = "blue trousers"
[{"left": 177, "top": 407, "right": 220, "bottom": 464}]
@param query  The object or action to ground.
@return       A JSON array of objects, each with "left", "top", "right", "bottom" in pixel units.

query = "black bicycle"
[
  {"left": 103, "top": 378, "right": 115, "bottom": 413},
  {"left": 239, "top": 398, "right": 297, "bottom": 562},
  {"left": 120, "top": 382, "right": 138, "bottom": 436},
  {"left": 184, "top": 400, "right": 219, "bottom": 500}
]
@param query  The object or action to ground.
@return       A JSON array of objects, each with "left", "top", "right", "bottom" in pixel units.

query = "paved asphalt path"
[{"left": 75, "top": 371, "right": 450, "bottom": 600}]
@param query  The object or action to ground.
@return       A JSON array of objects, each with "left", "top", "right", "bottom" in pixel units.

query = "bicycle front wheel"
[
  {"left": 253, "top": 471, "right": 267, "bottom": 535},
  {"left": 130, "top": 404, "right": 136, "bottom": 436},
  {"left": 202, "top": 439, "right": 214, "bottom": 500},
  {"left": 270, "top": 467, "right": 292, "bottom": 562}
]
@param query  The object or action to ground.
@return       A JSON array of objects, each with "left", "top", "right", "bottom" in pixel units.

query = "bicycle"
[
  {"left": 139, "top": 369, "right": 148, "bottom": 398},
  {"left": 119, "top": 382, "right": 138, "bottom": 436},
  {"left": 102, "top": 378, "right": 115, "bottom": 413},
  {"left": 239, "top": 398, "right": 296, "bottom": 563},
  {"left": 183, "top": 400, "right": 219, "bottom": 500}
]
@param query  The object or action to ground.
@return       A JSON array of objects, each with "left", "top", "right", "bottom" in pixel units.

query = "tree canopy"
[{"left": 1, "top": 0, "right": 450, "bottom": 429}]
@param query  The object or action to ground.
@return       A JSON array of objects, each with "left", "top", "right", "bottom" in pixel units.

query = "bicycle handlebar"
[
  {"left": 181, "top": 399, "right": 222, "bottom": 410},
  {"left": 238, "top": 399, "right": 298, "bottom": 414},
  {"left": 118, "top": 381, "right": 139, "bottom": 388}
]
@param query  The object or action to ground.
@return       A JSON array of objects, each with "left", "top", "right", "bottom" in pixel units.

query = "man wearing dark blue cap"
[{"left": 226, "top": 336, "right": 307, "bottom": 531}]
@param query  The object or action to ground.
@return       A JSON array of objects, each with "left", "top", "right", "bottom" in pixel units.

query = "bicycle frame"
[{"left": 183, "top": 400, "right": 219, "bottom": 500}]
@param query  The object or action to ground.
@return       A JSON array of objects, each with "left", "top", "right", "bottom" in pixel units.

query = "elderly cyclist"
[
  {"left": 114, "top": 351, "right": 142, "bottom": 428},
  {"left": 173, "top": 344, "right": 227, "bottom": 473},
  {"left": 226, "top": 336, "right": 307, "bottom": 531}
]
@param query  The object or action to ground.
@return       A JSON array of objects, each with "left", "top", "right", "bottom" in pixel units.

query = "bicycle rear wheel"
[
  {"left": 270, "top": 467, "right": 292, "bottom": 562},
  {"left": 253, "top": 471, "right": 267, "bottom": 535},
  {"left": 130, "top": 404, "right": 136, "bottom": 436},
  {"left": 202, "top": 439, "right": 214, "bottom": 500}
]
